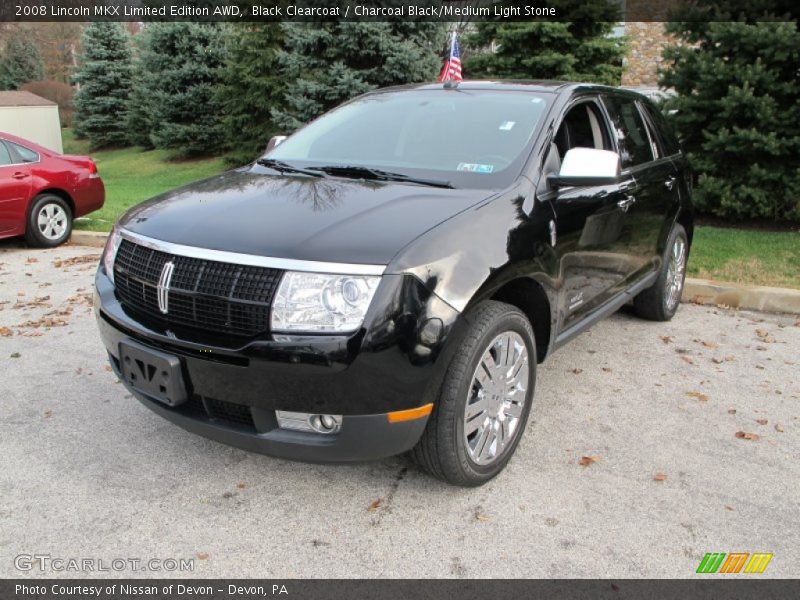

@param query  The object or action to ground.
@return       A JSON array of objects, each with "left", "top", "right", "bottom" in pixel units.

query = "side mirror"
[
  {"left": 548, "top": 148, "right": 621, "bottom": 188},
  {"left": 265, "top": 135, "right": 287, "bottom": 153}
]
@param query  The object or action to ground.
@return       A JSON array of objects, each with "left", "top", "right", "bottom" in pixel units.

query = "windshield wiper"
[
  {"left": 256, "top": 158, "right": 324, "bottom": 178},
  {"left": 308, "top": 165, "right": 453, "bottom": 189}
]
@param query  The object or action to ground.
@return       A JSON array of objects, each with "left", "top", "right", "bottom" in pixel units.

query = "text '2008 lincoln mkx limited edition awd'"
[{"left": 95, "top": 81, "right": 693, "bottom": 486}]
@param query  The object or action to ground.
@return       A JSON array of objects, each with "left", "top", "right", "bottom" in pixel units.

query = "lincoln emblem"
[{"left": 156, "top": 261, "right": 175, "bottom": 314}]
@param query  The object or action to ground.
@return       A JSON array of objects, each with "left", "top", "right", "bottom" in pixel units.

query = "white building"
[{"left": 0, "top": 91, "right": 63, "bottom": 153}]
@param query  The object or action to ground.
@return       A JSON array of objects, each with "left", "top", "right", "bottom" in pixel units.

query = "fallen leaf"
[
  {"left": 579, "top": 455, "right": 600, "bottom": 467},
  {"left": 725, "top": 505, "right": 734, "bottom": 511},
  {"left": 756, "top": 419, "right": 768, "bottom": 426},
  {"left": 25, "top": 257, "right": 38, "bottom": 264},
  {"left": 236, "top": 483, "right": 246, "bottom": 489},
  {"left": 701, "top": 340, "right": 719, "bottom": 349},
  {"left": 104, "top": 365, "right": 113, "bottom": 372},
  {"left": 571, "top": 368, "right": 583, "bottom": 374},
  {"left": 755, "top": 328, "right": 768, "bottom": 338},
  {"left": 475, "top": 514, "right": 490, "bottom": 522},
  {"left": 43, "top": 410, "right": 52, "bottom": 418},
  {"left": 794, "top": 320, "right": 800, "bottom": 327},
  {"left": 728, "top": 409, "right": 737, "bottom": 415},
  {"left": 735, "top": 431, "right": 759, "bottom": 441},
  {"left": 711, "top": 357, "right": 724, "bottom": 364},
  {"left": 774, "top": 424, "right": 784, "bottom": 433},
  {"left": 10, "top": 352, "right": 20, "bottom": 358},
  {"left": 601, "top": 367, "right": 612, "bottom": 373},
  {"left": 367, "top": 499, "right": 382, "bottom": 512},
  {"left": 660, "top": 335, "right": 673, "bottom": 344},
  {"left": 680, "top": 355, "right": 695, "bottom": 365},
  {"left": 0, "top": 327, "right": 12, "bottom": 337},
  {"left": 686, "top": 391, "right": 709, "bottom": 402},
  {"left": 653, "top": 472, "right": 667, "bottom": 482},
  {"left": 724, "top": 355, "right": 736, "bottom": 362},
  {"left": 196, "top": 553, "right": 209, "bottom": 560},
  {"left": 53, "top": 254, "right": 101, "bottom": 269}
]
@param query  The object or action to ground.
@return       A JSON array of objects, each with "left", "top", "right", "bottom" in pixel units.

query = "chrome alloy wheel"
[
  {"left": 665, "top": 236, "right": 687, "bottom": 311},
  {"left": 463, "top": 331, "right": 530, "bottom": 465},
  {"left": 37, "top": 203, "right": 68, "bottom": 241}
]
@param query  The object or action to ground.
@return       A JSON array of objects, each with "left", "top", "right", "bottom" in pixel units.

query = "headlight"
[
  {"left": 271, "top": 271, "right": 381, "bottom": 333},
  {"left": 102, "top": 226, "right": 122, "bottom": 283}
]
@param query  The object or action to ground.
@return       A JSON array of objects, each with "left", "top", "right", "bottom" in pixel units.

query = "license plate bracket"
[{"left": 119, "top": 339, "right": 188, "bottom": 407}]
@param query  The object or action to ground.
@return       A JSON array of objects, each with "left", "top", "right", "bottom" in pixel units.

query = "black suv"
[{"left": 95, "top": 81, "right": 692, "bottom": 486}]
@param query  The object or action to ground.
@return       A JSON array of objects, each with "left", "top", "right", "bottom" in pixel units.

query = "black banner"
[
  {"left": 2, "top": 580, "right": 800, "bottom": 600},
  {"left": 1, "top": 0, "right": 798, "bottom": 23}
]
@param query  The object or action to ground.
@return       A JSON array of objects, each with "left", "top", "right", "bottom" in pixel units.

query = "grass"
[
  {"left": 63, "top": 129, "right": 228, "bottom": 231},
  {"left": 62, "top": 129, "right": 799, "bottom": 289},
  {"left": 688, "top": 226, "right": 800, "bottom": 289}
]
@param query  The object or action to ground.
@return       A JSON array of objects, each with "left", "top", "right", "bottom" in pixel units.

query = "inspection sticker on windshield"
[{"left": 457, "top": 163, "right": 494, "bottom": 174}]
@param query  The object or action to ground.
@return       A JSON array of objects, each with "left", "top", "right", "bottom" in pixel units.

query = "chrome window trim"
[{"left": 118, "top": 229, "right": 386, "bottom": 276}]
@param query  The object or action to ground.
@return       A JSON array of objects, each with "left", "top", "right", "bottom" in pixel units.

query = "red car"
[{"left": 0, "top": 132, "right": 104, "bottom": 247}]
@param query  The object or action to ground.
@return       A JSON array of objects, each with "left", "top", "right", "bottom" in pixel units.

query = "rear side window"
[
  {"left": 0, "top": 142, "right": 12, "bottom": 166},
  {"left": 602, "top": 95, "right": 653, "bottom": 168},
  {"left": 640, "top": 102, "right": 680, "bottom": 156},
  {"left": 8, "top": 141, "right": 39, "bottom": 163}
]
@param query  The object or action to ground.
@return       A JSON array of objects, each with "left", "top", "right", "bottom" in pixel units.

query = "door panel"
[
  {"left": 0, "top": 141, "right": 32, "bottom": 233},
  {"left": 547, "top": 176, "right": 638, "bottom": 330}
]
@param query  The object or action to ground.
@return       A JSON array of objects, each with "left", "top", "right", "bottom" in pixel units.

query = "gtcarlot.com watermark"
[{"left": 14, "top": 554, "right": 195, "bottom": 573}]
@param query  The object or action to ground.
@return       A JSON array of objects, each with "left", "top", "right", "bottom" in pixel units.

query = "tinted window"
[
  {"left": 554, "top": 101, "right": 613, "bottom": 160},
  {"left": 268, "top": 90, "right": 551, "bottom": 189},
  {"left": 8, "top": 142, "right": 39, "bottom": 163},
  {"left": 0, "top": 142, "right": 11, "bottom": 166},
  {"left": 640, "top": 102, "right": 680, "bottom": 156},
  {"left": 602, "top": 95, "right": 653, "bottom": 167}
]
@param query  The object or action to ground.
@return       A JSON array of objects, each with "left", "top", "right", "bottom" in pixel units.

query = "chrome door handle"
[
  {"left": 617, "top": 195, "right": 636, "bottom": 212},
  {"left": 664, "top": 175, "right": 676, "bottom": 190}
]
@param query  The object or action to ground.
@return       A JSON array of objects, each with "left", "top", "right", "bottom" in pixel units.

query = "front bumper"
[{"left": 95, "top": 267, "right": 463, "bottom": 462}]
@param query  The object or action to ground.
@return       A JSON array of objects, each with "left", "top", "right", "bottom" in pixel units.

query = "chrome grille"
[{"left": 113, "top": 238, "right": 282, "bottom": 337}]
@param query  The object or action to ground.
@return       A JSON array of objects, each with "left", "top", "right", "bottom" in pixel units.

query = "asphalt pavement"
[{"left": 1, "top": 239, "right": 799, "bottom": 578}]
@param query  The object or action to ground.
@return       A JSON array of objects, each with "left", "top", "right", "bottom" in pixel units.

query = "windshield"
[{"left": 264, "top": 89, "right": 552, "bottom": 189}]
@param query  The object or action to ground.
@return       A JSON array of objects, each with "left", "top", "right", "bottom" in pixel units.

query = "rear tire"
[
  {"left": 25, "top": 194, "right": 72, "bottom": 248},
  {"left": 411, "top": 300, "right": 536, "bottom": 487},
  {"left": 633, "top": 223, "right": 688, "bottom": 321}
]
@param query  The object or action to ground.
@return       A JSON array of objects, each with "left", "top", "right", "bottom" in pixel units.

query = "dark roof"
[
  {"left": 370, "top": 80, "right": 631, "bottom": 96},
  {"left": 0, "top": 91, "right": 57, "bottom": 107}
]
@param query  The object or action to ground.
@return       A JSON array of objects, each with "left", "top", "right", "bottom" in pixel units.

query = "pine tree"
[
  {"left": 0, "top": 27, "right": 45, "bottom": 90},
  {"left": 136, "top": 23, "right": 227, "bottom": 157},
  {"left": 125, "top": 31, "right": 154, "bottom": 149},
  {"left": 72, "top": 23, "right": 133, "bottom": 147},
  {"left": 660, "top": 3, "right": 800, "bottom": 221},
  {"left": 465, "top": 1, "right": 625, "bottom": 85},
  {"left": 272, "top": 22, "right": 445, "bottom": 131},
  {"left": 218, "top": 23, "right": 285, "bottom": 165}
]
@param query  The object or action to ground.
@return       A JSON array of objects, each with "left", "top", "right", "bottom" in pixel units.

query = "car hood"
[{"left": 119, "top": 168, "right": 492, "bottom": 266}]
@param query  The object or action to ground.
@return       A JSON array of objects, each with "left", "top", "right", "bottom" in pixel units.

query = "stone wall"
[{"left": 622, "top": 22, "right": 672, "bottom": 87}]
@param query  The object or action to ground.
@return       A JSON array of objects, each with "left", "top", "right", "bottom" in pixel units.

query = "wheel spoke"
[
  {"left": 465, "top": 396, "right": 488, "bottom": 420},
  {"left": 505, "top": 401, "right": 523, "bottom": 419}
]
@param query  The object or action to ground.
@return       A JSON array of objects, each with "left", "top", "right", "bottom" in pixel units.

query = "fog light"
[{"left": 276, "top": 411, "right": 342, "bottom": 435}]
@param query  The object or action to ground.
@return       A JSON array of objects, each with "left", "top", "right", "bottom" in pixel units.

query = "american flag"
[{"left": 438, "top": 32, "right": 463, "bottom": 83}]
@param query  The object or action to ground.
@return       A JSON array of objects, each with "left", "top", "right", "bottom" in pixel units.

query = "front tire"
[
  {"left": 25, "top": 194, "right": 73, "bottom": 248},
  {"left": 633, "top": 223, "right": 688, "bottom": 321},
  {"left": 411, "top": 300, "right": 536, "bottom": 486}
]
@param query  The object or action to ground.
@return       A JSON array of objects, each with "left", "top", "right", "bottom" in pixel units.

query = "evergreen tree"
[
  {"left": 125, "top": 31, "right": 154, "bottom": 149},
  {"left": 72, "top": 23, "right": 133, "bottom": 147},
  {"left": 272, "top": 22, "right": 445, "bottom": 131},
  {"left": 218, "top": 23, "right": 285, "bottom": 164},
  {"left": 660, "top": 2, "right": 799, "bottom": 221},
  {"left": 0, "top": 27, "right": 44, "bottom": 90},
  {"left": 137, "top": 23, "right": 227, "bottom": 157},
  {"left": 464, "top": 1, "right": 625, "bottom": 85}
]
